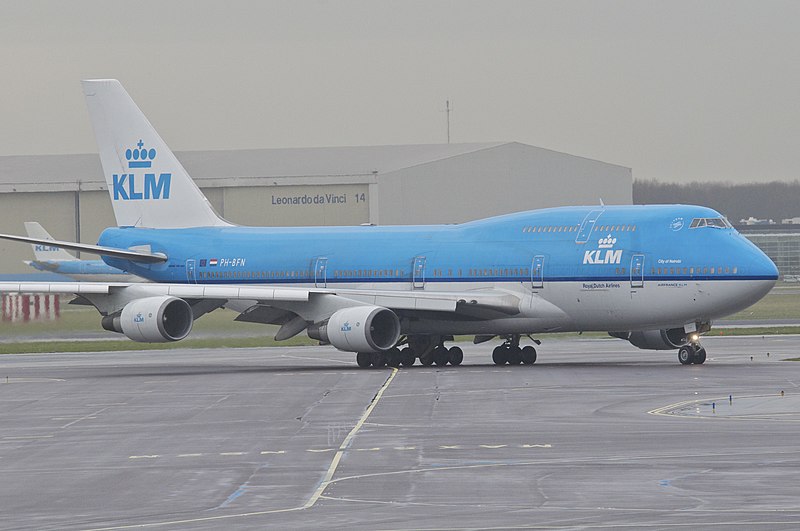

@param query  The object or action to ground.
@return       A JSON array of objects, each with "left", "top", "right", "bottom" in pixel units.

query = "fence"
[{"left": 1, "top": 294, "right": 60, "bottom": 322}]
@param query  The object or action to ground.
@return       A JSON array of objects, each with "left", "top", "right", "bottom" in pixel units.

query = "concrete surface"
[{"left": 0, "top": 336, "right": 799, "bottom": 530}]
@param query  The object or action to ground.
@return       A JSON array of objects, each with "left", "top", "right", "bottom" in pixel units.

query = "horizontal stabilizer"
[{"left": 0, "top": 233, "right": 167, "bottom": 264}]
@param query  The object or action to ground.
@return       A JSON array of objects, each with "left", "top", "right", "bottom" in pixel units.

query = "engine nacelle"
[
  {"left": 102, "top": 296, "right": 193, "bottom": 343},
  {"left": 609, "top": 328, "right": 688, "bottom": 350},
  {"left": 308, "top": 306, "right": 401, "bottom": 353}
]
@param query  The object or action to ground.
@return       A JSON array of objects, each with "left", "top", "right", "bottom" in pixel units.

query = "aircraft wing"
[{"left": 0, "top": 281, "right": 523, "bottom": 321}]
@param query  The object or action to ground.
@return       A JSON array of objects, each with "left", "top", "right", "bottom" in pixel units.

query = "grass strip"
[{"left": 2, "top": 327, "right": 800, "bottom": 355}]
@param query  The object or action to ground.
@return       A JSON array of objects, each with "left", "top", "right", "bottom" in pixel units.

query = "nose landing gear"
[{"left": 678, "top": 343, "right": 706, "bottom": 365}]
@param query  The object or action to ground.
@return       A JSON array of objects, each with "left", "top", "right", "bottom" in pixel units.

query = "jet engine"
[
  {"left": 308, "top": 306, "right": 401, "bottom": 353},
  {"left": 609, "top": 328, "right": 688, "bottom": 350},
  {"left": 102, "top": 296, "right": 193, "bottom": 342}
]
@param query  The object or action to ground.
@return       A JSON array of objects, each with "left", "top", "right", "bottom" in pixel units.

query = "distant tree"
[{"left": 633, "top": 180, "right": 800, "bottom": 222}]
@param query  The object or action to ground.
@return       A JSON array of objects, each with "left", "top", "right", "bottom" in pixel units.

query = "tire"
[
  {"left": 521, "top": 346, "right": 537, "bottom": 365},
  {"left": 401, "top": 347, "right": 416, "bottom": 367},
  {"left": 693, "top": 347, "right": 707, "bottom": 364},
  {"left": 448, "top": 346, "right": 464, "bottom": 366},
  {"left": 492, "top": 346, "right": 508, "bottom": 365},
  {"left": 433, "top": 346, "right": 449, "bottom": 366},
  {"left": 507, "top": 347, "right": 522, "bottom": 365},
  {"left": 356, "top": 352, "right": 371, "bottom": 368},
  {"left": 419, "top": 353, "right": 434, "bottom": 366},
  {"left": 678, "top": 345, "right": 695, "bottom": 365}
]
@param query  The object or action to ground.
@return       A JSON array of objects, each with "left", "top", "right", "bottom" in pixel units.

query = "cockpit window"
[{"left": 689, "top": 217, "right": 731, "bottom": 229}]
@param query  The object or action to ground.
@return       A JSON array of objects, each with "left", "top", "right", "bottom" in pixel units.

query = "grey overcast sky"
[{"left": 1, "top": 0, "right": 798, "bottom": 183}]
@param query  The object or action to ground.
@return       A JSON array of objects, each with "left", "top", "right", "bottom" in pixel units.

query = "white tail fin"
[
  {"left": 81, "top": 79, "right": 230, "bottom": 228},
  {"left": 24, "top": 222, "right": 76, "bottom": 261}
]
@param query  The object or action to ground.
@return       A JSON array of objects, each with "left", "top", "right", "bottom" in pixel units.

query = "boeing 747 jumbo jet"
[
  {"left": 23, "top": 222, "right": 143, "bottom": 282},
  {"left": 0, "top": 80, "right": 779, "bottom": 367}
]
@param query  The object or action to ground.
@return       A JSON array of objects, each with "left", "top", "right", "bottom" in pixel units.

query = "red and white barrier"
[{"left": 2, "top": 294, "right": 60, "bottom": 322}]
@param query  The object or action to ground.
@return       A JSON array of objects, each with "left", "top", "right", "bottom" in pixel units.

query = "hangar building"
[{"left": 0, "top": 142, "right": 632, "bottom": 274}]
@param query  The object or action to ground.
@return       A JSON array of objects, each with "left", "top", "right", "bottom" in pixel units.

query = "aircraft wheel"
[
  {"left": 401, "top": 347, "right": 416, "bottom": 367},
  {"left": 492, "top": 346, "right": 508, "bottom": 365},
  {"left": 356, "top": 352, "right": 371, "bottom": 368},
  {"left": 371, "top": 351, "right": 387, "bottom": 368},
  {"left": 419, "top": 352, "right": 434, "bottom": 366},
  {"left": 521, "top": 346, "right": 537, "bottom": 365},
  {"left": 693, "top": 346, "right": 707, "bottom": 364},
  {"left": 678, "top": 345, "right": 695, "bottom": 365},
  {"left": 433, "top": 346, "right": 449, "bottom": 366},
  {"left": 448, "top": 346, "right": 464, "bottom": 366},
  {"left": 386, "top": 347, "right": 401, "bottom": 367},
  {"left": 507, "top": 346, "right": 522, "bottom": 365}
]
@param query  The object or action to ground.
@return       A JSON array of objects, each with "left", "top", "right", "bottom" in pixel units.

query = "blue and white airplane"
[
  {"left": 0, "top": 80, "right": 779, "bottom": 366},
  {"left": 23, "top": 222, "right": 143, "bottom": 282}
]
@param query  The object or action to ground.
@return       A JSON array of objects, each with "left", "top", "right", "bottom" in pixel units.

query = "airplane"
[
  {"left": 0, "top": 79, "right": 779, "bottom": 367},
  {"left": 22, "top": 221, "right": 144, "bottom": 282}
]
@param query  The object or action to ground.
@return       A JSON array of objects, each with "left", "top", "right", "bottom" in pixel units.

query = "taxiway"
[{"left": 1, "top": 336, "right": 799, "bottom": 530}]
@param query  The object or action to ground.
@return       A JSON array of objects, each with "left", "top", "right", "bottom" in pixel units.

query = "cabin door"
[
  {"left": 412, "top": 256, "right": 426, "bottom": 289},
  {"left": 630, "top": 254, "right": 645, "bottom": 288},
  {"left": 315, "top": 257, "right": 328, "bottom": 288},
  {"left": 186, "top": 259, "right": 197, "bottom": 284},
  {"left": 531, "top": 255, "right": 545, "bottom": 289}
]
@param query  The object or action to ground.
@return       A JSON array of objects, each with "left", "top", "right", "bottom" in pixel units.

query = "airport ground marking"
[
  {"left": 648, "top": 393, "right": 797, "bottom": 420},
  {"left": 303, "top": 367, "right": 399, "bottom": 508},
  {"left": 2, "top": 377, "right": 64, "bottom": 383},
  {"left": 126, "top": 443, "right": 554, "bottom": 461},
  {"left": 60, "top": 406, "right": 110, "bottom": 429},
  {"left": 86, "top": 367, "right": 402, "bottom": 530},
  {"left": 92, "top": 369, "right": 577, "bottom": 530}
]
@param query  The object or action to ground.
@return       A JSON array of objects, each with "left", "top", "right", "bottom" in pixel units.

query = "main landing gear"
[
  {"left": 492, "top": 335, "right": 537, "bottom": 366},
  {"left": 677, "top": 343, "right": 707, "bottom": 365},
  {"left": 354, "top": 334, "right": 539, "bottom": 368},
  {"left": 355, "top": 338, "right": 463, "bottom": 368}
]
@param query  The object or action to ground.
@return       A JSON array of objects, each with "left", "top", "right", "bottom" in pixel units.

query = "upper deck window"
[{"left": 689, "top": 217, "right": 732, "bottom": 229}]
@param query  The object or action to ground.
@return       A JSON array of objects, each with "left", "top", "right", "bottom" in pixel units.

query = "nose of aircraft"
[
  {"left": 735, "top": 235, "right": 778, "bottom": 304},
  {"left": 743, "top": 235, "right": 779, "bottom": 281}
]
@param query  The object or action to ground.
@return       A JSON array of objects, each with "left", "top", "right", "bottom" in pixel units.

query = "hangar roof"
[{"left": 0, "top": 142, "right": 628, "bottom": 192}]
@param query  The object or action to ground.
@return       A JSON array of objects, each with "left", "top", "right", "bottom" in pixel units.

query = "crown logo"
[
  {"left": 598, "top": 234, "right": 617, "bottom": 249},
  {"left": 125, "top": 139, "right": 157, "bottom": 169}
]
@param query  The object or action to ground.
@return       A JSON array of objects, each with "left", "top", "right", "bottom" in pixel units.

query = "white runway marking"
[
  {"left": 60, "top": 406, "right": 109, "bottom": 429},
  {"left": 86, "top": 368, "right": 401, "bottom": 530}
]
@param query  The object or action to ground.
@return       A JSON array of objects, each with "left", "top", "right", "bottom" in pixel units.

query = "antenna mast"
[{"left": 445, "top": 100, "right": 451, "bottom": 143}]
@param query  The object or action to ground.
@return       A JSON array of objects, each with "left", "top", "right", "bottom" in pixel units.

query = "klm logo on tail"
[{"left": 112, "top": 140, "right": 171, "bottom": 201}]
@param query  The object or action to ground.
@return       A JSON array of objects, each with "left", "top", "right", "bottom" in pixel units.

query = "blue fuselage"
[{"left": 98, "top": 205, "right": 777, "bottom": 289}]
